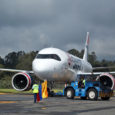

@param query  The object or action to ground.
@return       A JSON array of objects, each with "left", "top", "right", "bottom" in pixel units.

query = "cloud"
[{"left": 0, "top": 0, "right": 115, "bottom": 60}]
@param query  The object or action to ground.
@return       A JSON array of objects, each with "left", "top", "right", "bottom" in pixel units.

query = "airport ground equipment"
[{"left": 64, "top": 81, "right": 113, "bottom": 100}]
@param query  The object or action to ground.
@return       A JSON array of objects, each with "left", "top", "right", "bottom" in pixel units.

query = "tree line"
[{"left": 0, "top": 49, "right": 115, "bottom": 88}]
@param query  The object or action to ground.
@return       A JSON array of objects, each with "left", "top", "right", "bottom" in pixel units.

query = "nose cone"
[
  {"left": 33, "top": 59, "right": 48, "bottom": 73},
  {"left": 32, "top": 59, "right": 60, "bottom": 80}
]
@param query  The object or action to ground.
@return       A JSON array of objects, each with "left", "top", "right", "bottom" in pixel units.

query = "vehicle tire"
[
  {"left": 47, "top": 88, "right": 50, "bottom": 96},
  {"left": 87, "top": 88, "right": 98, "bottom": 100},
  {"left": 47, "top": 88, "right": 54, "bottom": 97},
  {"left": 66, "top": 88, "right": 75, "bottom": 99},
  {"left": 101, "top": 97, "right": 110, "bottom": 100}
]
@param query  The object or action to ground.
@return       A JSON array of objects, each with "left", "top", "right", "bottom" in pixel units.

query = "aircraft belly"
[{"left": 35, "top": 68, "right": 75, "bottom": 82}]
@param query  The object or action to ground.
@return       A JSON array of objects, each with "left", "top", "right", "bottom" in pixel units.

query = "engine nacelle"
[
  {"left": 12, "top": 72, "right": 33, "bottom": 91},
  {"left": 96, "top": 73, "right": 115, "bottom": 90}
]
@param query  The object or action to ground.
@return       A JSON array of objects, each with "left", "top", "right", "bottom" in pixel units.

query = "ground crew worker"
[
  {"left": 78, "top": 79, "right": 82, "bottom": 88},
  {"left": 79, "top": 76, "right": 85, "bottom": 88},
  {"left": 83, "top": 78, "right": 86, "bottom": 88},
  {"left": 32, "top": 84, "right": 39, "bottom": 103}
]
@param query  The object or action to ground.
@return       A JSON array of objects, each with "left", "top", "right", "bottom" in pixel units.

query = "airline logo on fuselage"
[{"left": 73, "top": 60, "right": 82, "bottom": 71}]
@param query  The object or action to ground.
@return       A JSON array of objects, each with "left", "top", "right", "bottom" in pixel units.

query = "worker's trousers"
[{"left": 34, "top": 93, "right": 37, "bottom": 103}]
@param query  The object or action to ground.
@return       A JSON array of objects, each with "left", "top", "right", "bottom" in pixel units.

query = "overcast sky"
[{"left": 0, "top": 0, "right": 115, "bottom": 60}]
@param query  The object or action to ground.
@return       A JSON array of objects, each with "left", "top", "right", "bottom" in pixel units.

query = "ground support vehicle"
[{"left": 64, "top": 81, "right": 113, "bottom": 100}]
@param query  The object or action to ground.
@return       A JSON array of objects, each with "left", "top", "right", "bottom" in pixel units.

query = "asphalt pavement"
[{"left": 0, "top": 93, "right": 115, "bottom": 115}]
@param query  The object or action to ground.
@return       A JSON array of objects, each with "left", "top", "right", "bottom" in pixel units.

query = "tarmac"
[{"left": 0, "top": 93, "right": 115, "bottom": 115}]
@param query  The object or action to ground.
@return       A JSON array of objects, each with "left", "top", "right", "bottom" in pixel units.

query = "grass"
[
  {"left": 0, "top": 89, "right": 32, "bottom": 94},
  {"left": 0, "top": 88, "right": 63, "bottom": 94}
]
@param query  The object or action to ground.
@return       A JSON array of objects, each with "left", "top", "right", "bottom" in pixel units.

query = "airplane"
[{"left": 0, "top": 32, "right": 115, "bottom": 92}]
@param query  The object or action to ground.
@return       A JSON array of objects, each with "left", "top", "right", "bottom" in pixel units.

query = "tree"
[
  {"left": 68, "top": 49, "right": 80, "bottom": 57},
  {"left": 4, "top": 51, "right": 25, "bottom": 68},
  {"left": 88, "top": 52, "right": 97, "bottom": 66},
  {"left": 16, "top": 51, "right": 38, "bottom": 70},
  {"left": 79, "top": 49, "right": 84, "bottom": 58},
  {"left": 0, "top": 56, "right": 4, "bottom": 65}
]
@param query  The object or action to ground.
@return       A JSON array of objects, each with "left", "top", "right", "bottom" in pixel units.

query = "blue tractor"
[{"left": 64, "top": 81, "right": 113, "bottom": 100}]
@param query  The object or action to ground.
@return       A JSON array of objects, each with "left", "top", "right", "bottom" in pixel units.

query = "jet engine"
[
  {"left": 96, "top": 73, "right": 115, "bottom": 90},
  {"left": 12, "top": 72, "right": 33, "bottom": 91}
]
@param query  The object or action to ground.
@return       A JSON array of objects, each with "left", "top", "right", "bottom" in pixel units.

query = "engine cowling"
[
  {"left": 96, "top": 73, "right": 115, "bottom": 90},
  {"left": 12, "top": 72, "right": 33, "bottom": 91}
]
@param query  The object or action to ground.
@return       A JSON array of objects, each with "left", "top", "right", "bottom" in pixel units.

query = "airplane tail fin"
[{"left": 83, "top": 32, "right": 89, "bottom": 61}]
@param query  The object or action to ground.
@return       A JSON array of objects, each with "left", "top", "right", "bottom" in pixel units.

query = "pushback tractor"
[{"left": 64, "top": 80, "right": 113, "bottom": 100}]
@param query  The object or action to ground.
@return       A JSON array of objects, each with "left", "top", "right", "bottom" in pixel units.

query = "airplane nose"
[
  {"left": 32, "top": 59, "right": 57, "bottom": 79},
  {"left": 32, "top": 59, "right": 49, "bottom": 72}
]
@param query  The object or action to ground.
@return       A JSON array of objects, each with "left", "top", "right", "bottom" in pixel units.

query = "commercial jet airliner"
[{"left": 0, "top": 32, "right": 115, "bottom": 91}]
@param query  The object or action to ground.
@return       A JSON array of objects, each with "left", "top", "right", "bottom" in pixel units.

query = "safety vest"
[
  {"left": 32, "top": 84, "right": 39, "bottom": 93},
  {"left": 83, "top": 79, "right": 86, "bottom": 86}
]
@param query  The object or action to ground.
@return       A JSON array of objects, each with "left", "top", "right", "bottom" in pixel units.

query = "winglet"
[{"left": 83, "top": 32, "right": 89, "bottom": 61}]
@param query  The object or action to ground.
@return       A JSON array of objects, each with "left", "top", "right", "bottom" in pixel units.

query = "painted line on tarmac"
[
  {"left": 41, "top": 107, "right": 47, "bottom": 110},
  {"left": 0, "top": 101, "right": 17, "bottom": 104},
  {"left": 0, "top": 93, "right": 7, "bottom": 95}
]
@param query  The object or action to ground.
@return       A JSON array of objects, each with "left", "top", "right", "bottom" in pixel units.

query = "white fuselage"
[{"left": 32, "top": 48, "right": 92, "bottom": 82}]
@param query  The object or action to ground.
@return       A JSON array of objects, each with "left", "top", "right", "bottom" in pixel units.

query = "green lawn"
[
  {"left": 0, "top": 89, "right": 63, "bottom": 94},
  {"left": 0, "top": 89, "right": 32, "bottom": 94}
]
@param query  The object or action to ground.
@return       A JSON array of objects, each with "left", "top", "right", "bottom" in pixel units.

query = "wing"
[
  {"left": 0, "top": 68, "right": 34, "bottom": 73},
  {"left": 78, "top": 71, "right": 115, "bottom": 75},
  {"left": 93, "top": 66, "right": 115, "bottom": 71}
]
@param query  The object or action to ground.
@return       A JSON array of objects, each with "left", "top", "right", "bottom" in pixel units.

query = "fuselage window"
[{"left": 36, "top": 54, "right": 61, "bottom": 61}]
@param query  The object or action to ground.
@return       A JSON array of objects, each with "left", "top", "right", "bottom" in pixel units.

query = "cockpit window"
[{"left": 36, "top": 54, "right": 61, "bottom": 61}]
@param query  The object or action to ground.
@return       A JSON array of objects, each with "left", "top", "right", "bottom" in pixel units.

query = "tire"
[
  {"left": 66, "top": 88, "right": 75, "bottom": 99},
  {"left": 101, "top": 97, "right": 110, "bottom": 100},
  {"left": 87, "top": 88, "right": 98, "bottom": 100},
  {"left": 47, "top": 88, "right": 50, "bottom": 96},
  {"left": 47, "top": 88, "right": 54, "bottom": 97}
]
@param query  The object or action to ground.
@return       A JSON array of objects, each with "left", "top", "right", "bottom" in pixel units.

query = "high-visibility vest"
[
  {"left": 83, "top": 79, "right": 86, "bottom": 86},
  {"left": 32, "top": 84, "right": 39, "bottom": 93}
]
